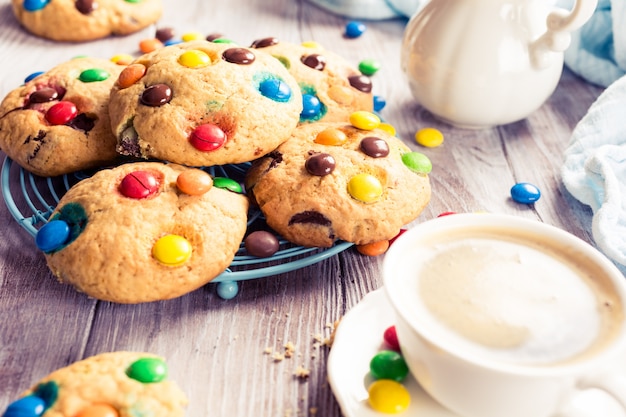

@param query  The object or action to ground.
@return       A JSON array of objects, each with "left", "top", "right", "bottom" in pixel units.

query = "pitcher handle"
[{"left": 529, "top": 0, "right": 598, "bottom": 69}]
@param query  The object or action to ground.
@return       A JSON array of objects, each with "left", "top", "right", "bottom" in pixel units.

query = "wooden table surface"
[{"left": 0, "top": 0, "right": 608, "bottom": 416}]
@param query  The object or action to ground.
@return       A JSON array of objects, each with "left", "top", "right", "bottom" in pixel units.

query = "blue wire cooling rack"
[{"left": 1, "top": 157, "right": 353, "bottom": 299}]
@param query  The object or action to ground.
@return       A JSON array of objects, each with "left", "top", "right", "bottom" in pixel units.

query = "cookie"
[
  {"left": 0, "top": 57, "right": 124, "bottom": 177},
  {"left": 245, "top": 114, "right": 431, "bottom": 247},
  {"left": 249, "top": 37, "right": 374, "bottom": 123},
  {"left": 108, "top": 40, "right": 303, "bottom": 167},
  {"left": 2, "top": 352, "right": 187, "bottom": 417},
  {"left": 35, "top": 162, "right": 249, "bottom": 303},
  {"left": 11, "top": 0, "right": 162, "bottom": 42}
]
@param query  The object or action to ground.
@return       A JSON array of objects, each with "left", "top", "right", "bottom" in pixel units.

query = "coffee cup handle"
[{"left": 555, "top": 372, "right": 626, "bottom": 416}]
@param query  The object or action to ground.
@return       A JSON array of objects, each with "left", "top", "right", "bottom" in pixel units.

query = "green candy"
[
  {"left": 126, "top": 357, "right": 168, "bottom": 383},
  {"left": 402, "top": 151, "right": 432, "bottom": 174},
  {"left": 369, "top": 350, "right": 409, "bottom": 382},
  {"left": 213, "top": 177, "right": 243, "bottom": 194},
  {"left": 79, "top": 68, "right": 110, "bottom": 83},
  {"left": 358, "top": 58, "right": 381, "bottom": 76}
]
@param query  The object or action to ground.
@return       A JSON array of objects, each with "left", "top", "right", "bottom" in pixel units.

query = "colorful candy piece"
[
  {"left": 213, "top": 177, "right": 243, "bottom": 194},
  {"left": 79, "top": 68, "right": 110, "bottom": 83},
  {"left": 141, "top": 84, "right": 172, "bottom": 107},
  {"left": 117, "top": 64, "right": 146, "bottom": 89},
  {"left": 383, "top": 325, "right": 401, "bottom": 351},
  {"left": 119, "top": 170, "right": 160, "bottom": 199},
  {"left": 314, "top": 127, "right": 347, "bottom": 146},
  {"left": 45, "top": 101, "right": 77, "bottom": 125},
  {"left": 258, "top": 78, "right": 292, "bottom": 102},
  {"left": 152, "top": 234, "right": 192, "bottom": 266},
  {"left": 176, "top": 169, "right": 213, "bottom": 196},
  {"left": 415, "top": 127, "right": 444, "bottom": 148},
  {"left": 511, "top": 182, "right": 541, "bottom": 204},
  {"left": 301, "top": 54, "right": 326, "bottom": 71},
  {"left": 368, "top": 379, "right": 410, "bottom": 414},
  {"left": 222, "top": 48, "right": 256, "bottom": 65},
  {"left": 373, "top": 95, "right": 386, "bottom": 112},
  {"left": 388, "top": 229, "right": 407, "bottom": 245},
  {"left": 377, "top": 122, "right": 395, "bottom": 136},
  {"left": 437, "top": 211, "right": 456, "bottom": 217},
  {"left": 75, "top": 404, "right": 119, "bottom": 417},
  {"left": 2, "top": 395, "right": 46, "bottom": 417},
  {"left": 29, "top": 88, "right": 59, "bottom": 104},
  {"left": 178, "top": 50, "right": 211, "bottom": 68},
  {"left": 244, "top": 230, "right": 280, "bottom": 258},
  {"left": 110, "top": 54, "right": 134, "bottom": 65},
  {"left": 305, "top": 153, "right": 336, "bottom": 176},
  {"left": 126, "top": 357, "right": 168, "bottom": 383},
  {"left": 347, "top": 173, "right": 383, "bottom": 203},
  {"left": 348, "top": 75, "right": 372, "bottom": 93},
  {"left": 401, "top": 152, "right": 432, "bottom": 174},
  {"left": 139, "top": 38, "right": 163, "bottom": 53},
  {"left": 358, "top": 59, "right": 381, "bottom": 76},
  {"left": 23, "top": 0, "right": 49, "bottom": 11},
  {"left": 356, "top": 240, "right": 389, "bottom": 256},
  {"left": 24, "top": 71, "right": 44, "bottom": 83},
  {"left": 349, "top": 111, "right": 380, "bottom": 130},
  {"left": 36, "top": 220, "right": 70, "bottom": 253},
  {"left": 345, "top": 21, "right": 366, "bottom": 38},
  {"left": 181, "top": 31, "right": 204, "bottom": 42},
  {"left": 189, "top": 123, "right": 226, "bottom": 151},
  {"left": 155, "top": 27, "right": 175, "bottom": 43},
  {"left": 301, "top": 94, "right": 322, "bottom": 119},
  {"left": 360, "top": 136, "right": 389, "bottom": 158},
  {"left": 370, "top": 350, "right": 409, "bottom": 382}
]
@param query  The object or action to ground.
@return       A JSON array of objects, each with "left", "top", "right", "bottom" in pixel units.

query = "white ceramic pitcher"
[{"left": 401, "top": 0, "right": 598, "bottom": 128}]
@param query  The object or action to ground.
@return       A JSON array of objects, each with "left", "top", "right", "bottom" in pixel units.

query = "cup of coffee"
[{"left": 383, "top": 213, "right": 626, "bottom": 417}]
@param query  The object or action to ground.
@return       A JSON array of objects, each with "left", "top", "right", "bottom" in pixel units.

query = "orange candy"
[
  {"left": 117, "top": 64, "right": 147, "bottom": 89},
  {"left": 139, "top": 38, "right": 163, "bottom": 53},
  {"left": 176, "top": 169, "right": 213, "bottom": 196},
  {"left": 356, "top": 240, "right": 390, "bottom": 256},
  {"left": 314, "top": 127, "right": 347, "bottom": 146},
  {"left": 75, "top": 404, "right": 119, "bottom": 417}
]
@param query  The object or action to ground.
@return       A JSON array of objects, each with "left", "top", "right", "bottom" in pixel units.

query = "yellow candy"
[
  {"left": 75, "top": 404, "right": 119, "bottom": 417},
  {"left": 152, "top": 234, "right": 192, "bottom": 266},
  {"left": 182, "top": 31, "right": 204, "bottom": 42},
  {"left": 415, "top": 127, "right": 444, "bottom": 147},
  {"left": 314, "top": 128, "right": 347, "bottom": 146},
  {"left": 378, "top": 122, "right": 396, "bottom": 136},
  {"left": 110, "top": 54, "right": 133, "bottom": 66},
  {"left": 178, "top": 50, "right": 211, "bottom": 68},
  {"left": 368, "top": 379, "right": 411, "bottom": 414},
  {"left": 347, "top": 173, "right": 383, "bottom": 203},
  {"left": 301, "top": 41, "right": 323, "bottom": 49},
  {"left": 350, "top": 111, "right": 380, "bottom": 131}
]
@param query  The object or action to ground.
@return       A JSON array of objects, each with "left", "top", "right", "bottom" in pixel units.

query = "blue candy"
[
  {"left": 345, "top": 21, "right": 366, "bottom": 38},
  {"left": 23, "top": 0, "right": 49, "bottom": 11},
  {"left": 24, "top": 71, "right": 44, "bottom": 84},
  {"left": 258, "top": 78, "right": 292, "bottom": 102},
  {"left": 511, "top": 182, "right": 541, "bottom": 204},
  {"left": 35, "top": 220, "right": 70, "bottom": 253},
  {"left": 373, "top": 95, "right": 386, "bottom": 112},
  {"left": 301, "top": 94, "right": 322, "bottom": 119},
  {"left": 2, "top": 395, "right": 45, "bottom": 417}
]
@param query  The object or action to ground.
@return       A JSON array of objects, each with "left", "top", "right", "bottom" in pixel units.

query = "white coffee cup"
[{"left": 383, "top": 213, "right": 626, "bottom": 417}]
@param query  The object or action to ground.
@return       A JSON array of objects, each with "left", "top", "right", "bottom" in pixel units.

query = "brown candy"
[
  {"left": 250, "top": 37, "right": 279, "bottom": 48},
  {"left": 301, "top": 54, "right": 326, "bottom": 71},
  {"left": 360, "top": 137, "right": 389, "bottom": 158},
  {"left": 141, "top": 84, "right": 172, "bottom": 107},
  {"left": 155, "top": 27, "right": 175, "bottom": 42},
  {"left": 29, "top": 87, "right": 59, "bottom": 104},
  {"left": 305, "top": 152, "right": 336, "bottom": 176},
  {"left": 222, "top": 48, "right": 256, "bottom": 65},
  {"left": 75, "top": 0, "right": 97, "bottom": 14},
  {"left": 244, "top": 231, "right": 280, "bottom": 258},
  {"left": 348, "top": 74, "right": 372, "bottom": 93}
]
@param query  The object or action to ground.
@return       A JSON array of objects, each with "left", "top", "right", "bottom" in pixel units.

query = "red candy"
[
  {"left": 384, "top": 325, "right": 401, "bottom": 352},
  {"left": 45, "top": 101, "right": 77, "bottom": 125},
  {"left": 119, "top": 170, "right": 160, "bottom": 199},
  {"left": 437, "top": 211, "right": 457, "bottom": 217},
  {"left": 388, "top": 229, "right": 407, "bottom": 246},
  {"left": 189, "top": 123, "right": 226, "bottom": 151}
]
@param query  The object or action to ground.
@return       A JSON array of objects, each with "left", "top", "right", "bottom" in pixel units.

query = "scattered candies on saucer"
[
  {"left": 510, "top": 182, "right": 541, "bottom": 204},
  {"left": 366, "top": 325, "right": 411, "bottom": 414}
]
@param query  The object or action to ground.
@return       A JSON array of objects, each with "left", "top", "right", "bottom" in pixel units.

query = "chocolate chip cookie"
[
  {"left": 108, "top": 40, "right": 303, "bottom": 167},
  {"left": 0, "top": 57, "right": 124, "bottom": 177}
]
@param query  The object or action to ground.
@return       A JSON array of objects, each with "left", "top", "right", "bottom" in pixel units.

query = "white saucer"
[{"left": 327, "top": 289, "right": 626, "bottom": 417}]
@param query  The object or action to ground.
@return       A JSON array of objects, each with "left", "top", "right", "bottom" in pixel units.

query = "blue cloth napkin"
[{"left": 561, "top": 74, "right": 626, "bottom": 274}]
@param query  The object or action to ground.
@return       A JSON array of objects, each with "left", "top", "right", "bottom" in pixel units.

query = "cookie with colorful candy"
[
  {"left": 249, "top": 37, "right": 374, "bottom": 123},
  {"left": 108, "top": 40, "right": 303, "bottom": 167},
  {"left": 0, "top": 57, "right": 124, "bottom": 177},
  {"left": 2, "top": 352, "right": 187, "bottom": 417},
  {"left": 35, "top": 162, "right": 248, "bottom": 303},
  {"left": 11, "top": 0, "right": 162, "bottom": 42},
  {"left": 245, "top": 111, "right": 431, "bottom": 248}
]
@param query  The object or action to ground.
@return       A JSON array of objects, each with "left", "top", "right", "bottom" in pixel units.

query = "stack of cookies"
[{"left": 0, "top": 29, "right": 431, "bottom": 303}]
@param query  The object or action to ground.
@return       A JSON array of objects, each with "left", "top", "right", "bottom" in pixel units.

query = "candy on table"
[
  {"left": 110, "top": 53, "right": 134, "bottom": 65},
  {"left": 401, "top": 152, "right": 432, "bottom": 174},
  {"left": 139, "top": 38, "right": 164, "bottom": 54},
  {"left": 244, "top": 230, "right": 280, "bottom": 258},
  {"left": 356, "top": 239, "right": 390, "bottom": 256},
  {"left": 510, "top": 182, "right": 541, "bottom": 204},
  {"left": 373, "top": 95, "right": 386, "bottom": 112},
  {"left": 359, "top": 58, "right": 381, "bottom": 76},
  {"left": 181, "top": 31, "right": 204, "bottom": 42},
  {"left": 155, "top": 27, "right": 175, "bottom": 43},
  {"left": 415, "top": 127, "right": 444, "bottom": 148},
  {"left": 345, "top": 20, "right": 367, "bottom": 38}
]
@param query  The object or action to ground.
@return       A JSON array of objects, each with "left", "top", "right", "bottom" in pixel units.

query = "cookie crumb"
[
  {"left": 272, "top": 352, "right": 285, "bottom": 361},
  {"left": 284, "top": 341, "right": 296, "bottom": 358},
  {"left": 294, "top": 365, "right": 310, "bottom": 379}
]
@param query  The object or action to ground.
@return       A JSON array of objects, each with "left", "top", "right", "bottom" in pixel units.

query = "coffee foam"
[{"left": 402, "top": 228, "right": 624, "bottom": 366}]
